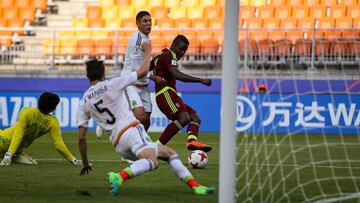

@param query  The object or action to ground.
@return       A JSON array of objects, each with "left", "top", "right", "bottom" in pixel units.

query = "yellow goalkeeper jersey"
[{"left": 0, "top": 107, "right": 75, "bottom": 162}]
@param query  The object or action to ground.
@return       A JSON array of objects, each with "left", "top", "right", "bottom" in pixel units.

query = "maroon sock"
[
  {"left": 158, "top": 120, "right": 182, "bottom": 145},
  {"left": 187, "top": 121, "right": 200, "bottom": 142}
]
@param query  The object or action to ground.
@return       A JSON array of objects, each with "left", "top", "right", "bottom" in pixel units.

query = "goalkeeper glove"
[
  {"left": 71, "top": 158, "right": 82, "bottom": 166},
  {"left": 0, "top": 152, "right": 12, "bottom": 166}
]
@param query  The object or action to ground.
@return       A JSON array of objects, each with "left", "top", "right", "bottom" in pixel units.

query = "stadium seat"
[
  {"left": 43, "top": 38, "right": 61, "bottom": 56},
  {"left": 151, "top": 6, "right": 169, "bottom": 20},
  {"left": 88, "top": 18, "right": 105, "bottom": 28},
  {"left": 116, "top": 0, "right": 131, "bottom": 5},
  {"left": 105, "top": 18, "right": 122, "bottom": 28},
  {"left": 280, "top": 18, "right": 297, "bottom": 28},
  {"left": 196, "top": 30, "right": 213, "bottom": 42},
  {"left": 187, "top": 6, "right": 204, "bottom": 19},
  {"left": 151, "top": 30, "right": 162, "bottom": 39},
  {"left": 200, "top": 0, "right": 217, "bottom": 7},
  {"left": 164, "top": 0, "right": 180, "bottom": 7},
  {"left": 186, "top": 37, "right": 201, "bottom": 55},
  {"left": 200, "top": 38, "right": 219, "bottom": 55},
  {"left": 86, "top": 6, "right": 102, "bottom": 19},
  {"left": 263, "top": 18, "right": 280, "bottom": 30},
  {"left": 174, "top": 18, "right": 192, "bottom": 28},
  {"left": 0, "top": 0, "right": 14, "bottom": 7},
  {"left": 169, "top": 6, "right": 187, "bottom": 19},
  {"left": 60, "top": 39, "right": 77, "bottom": 56},
  {"left": 0, "top": 33, "right": 12, "bottom": 48},
  {"left": 15, "top": 0, "right": 31, "bottom": 7},
  {"left": 239, "top": 6, "right": 256, "bottom": 20},
  {"left": 19, "top": 6, "right": 36, "bottom": 24},
  {"left": 192, "top": 18, "right": 208, "bottom": 28},
  {"left": 203, "top": 6, "right": 222, "bottom": 19},
  {"left": 329, "top": 5, "right": 347, "bottom": 18},
  {"left": 353, "top": 18, "right": 360, "bottom": 36},
  {"left": 72, "top": 18, "right": 88, "bottom": 28},
  {"left": 320, "top": 0, "right": 338, "bottom": 6},
  {"left": 148, "top": 0, "right": 164, "bottom": 7},
  {"left": 2, "top": 7, "right": 19, "bottom": 20},
  {"left": 286, "top": 30, "right": 305, "bottom": 44},
  {"left": 94, "top": 39, "right": 113, "bottom": 56},
  {"left": 77, "top": 39, "right": 95, "bottom": 56},
  {"left": 156, "top": 18, "right": 174, "bottom": 28},
  {"left": 294, "top": 38, "right": 312, "bottom": 57},
  {"left": 118, "top": 5, "right": 134, "bottom": 19},
  {"left": 102, "top": 6, "right": 119, "bottom": 20},
  {"left": 161, "top": 30, "right": 180, "bottom": 42},
  {"left": 288, "top": 0, "right": 303, "bottom": 6},
  {"left": 245, "top": 18, "right": 263, "bottom": 29},
  {"left": 250, "top": 0, "right": 267, "bottom": 6},
  {"left": 335, "top": 17, "right": 353, "bottom": 37},
  {"left": 292, "top": 6, "right": 309, "bottom": 19},
  {"left": 269, "top": 0, "right": 287, "bottom": 6},
  {"left": 272, "top": 31, "right": 292, "bottom": 57},
  {"left": 183, "top": 0, "right": 199, "bottom": 7},
  {"left": 57, "top": 31, "right": 75, "bottom": 39},
  {"left": 257, "top": 6, "right": 275, "bottom": 19},
  {"left": 75, "top": 30, "right": 92, "bottom": 38},
  {"left": 7, "top": 18, "right": 25, "bottom": 35},
  {"left": 32, "top": 0, "right": 47, "bottom": 12},
  {"left": 274, "top": 6, "right": 292, "bottom": 19},
  {"left": 304, "top": 0, "right": 320, "bottom": 6},
  {"left": 92, "top": 30, "right": 109, "bottom": 38},
  {"left": 329, "top": 38, "right": 350, "bottom": 58},
  {"left": 134, "top": 6, "right": 151, "bottom": 15},
  {"left": 309, "top": 6, "right": 327, "bottom": 19},
  {"left": 121, "top": 18, "right": 137, "bottom": 37},
  {"left": 316, "top": 18, "right": 335, "bottom": 38},
  {"left": 100, "top": 0, "right": 115, "bottom": 7},
  {"left": 314, "top": 38, "right": 331, "bottom": 58},
  {"left": 152, "top": 38, "right": 167, "bottom": 54},
  {"left": 112, "top": 37, "right": 128, "bottom": 55},
  {"left": 347, "top": 5, "right": 360, "bottom": 18},
  {"left": 131, "top": 0, "right": 147, "bottom": 7},
  {"left": 298, "top": 18, "right": 315, "bottom": 39},
  {"left": 341, "top": 0, "right": 358, "bottom": 6}
]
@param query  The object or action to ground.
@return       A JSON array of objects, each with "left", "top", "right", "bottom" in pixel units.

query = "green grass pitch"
[{"left": 0, "top": 132, "right": 219, "bottom": 203}]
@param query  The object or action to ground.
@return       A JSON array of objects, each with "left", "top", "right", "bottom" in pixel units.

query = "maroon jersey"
[{"left": 150, "top": 48, "right": 178, "bottom": 93}]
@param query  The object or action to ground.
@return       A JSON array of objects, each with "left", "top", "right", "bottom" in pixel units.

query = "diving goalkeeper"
[{"left": 0, "top": 92, "right": 81, "bottom": 166}]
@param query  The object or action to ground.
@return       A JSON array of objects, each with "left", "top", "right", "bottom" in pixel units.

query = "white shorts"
[
  {"left": 115, "top": 124, "right": 158, "bottom": 161},
  {"left": 126, "top": 85, "right": 152, "bottom": 113}
]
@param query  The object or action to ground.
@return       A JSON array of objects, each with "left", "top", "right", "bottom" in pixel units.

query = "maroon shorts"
[{"left": 156, "top": 90, "right": 196, "bottom": 121}]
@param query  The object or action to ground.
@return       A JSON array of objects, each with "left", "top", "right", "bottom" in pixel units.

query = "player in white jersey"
[{"left": 77, "top": 42, "right": 214, "bottom": 197}]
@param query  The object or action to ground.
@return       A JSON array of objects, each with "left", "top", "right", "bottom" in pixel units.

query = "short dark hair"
[
  {"left": 38, "top": 92, "right": 60, "bottom": 114},
  {"left": 172, "top": 34, "right": 189, "bottom": 47},
  {"left": 86, "top": 58, "right": 105, "bottom": 82},
  {"left": 136, "top": 11, "right": 151, "bottom": 21}
]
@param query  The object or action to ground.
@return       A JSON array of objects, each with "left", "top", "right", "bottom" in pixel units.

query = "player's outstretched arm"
[
  {"left": 169, "top": 67, "right": 212, "bottom": 86},
  {"left": 78, "top": 126, "right": 92, "bottom": 175},
  {"left": 136, "top": 40, "right": 152, "bottom": 79}
]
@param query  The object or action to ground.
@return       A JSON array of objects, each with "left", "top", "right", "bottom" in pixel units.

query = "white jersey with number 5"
[{"left": 77, "top": 72, "right": 138, "bottom": 144}]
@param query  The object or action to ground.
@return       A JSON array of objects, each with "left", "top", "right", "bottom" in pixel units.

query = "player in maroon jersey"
[{"left": 150, "top": 35, "right": 212, "bottom": 152}]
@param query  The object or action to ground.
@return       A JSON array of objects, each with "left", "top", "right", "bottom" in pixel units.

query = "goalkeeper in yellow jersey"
[{"left": 0, "top": 92, "right": 81, "bottom": 166}]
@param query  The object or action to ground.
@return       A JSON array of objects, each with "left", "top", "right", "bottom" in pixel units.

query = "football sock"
[
  {"left": 187, "top": 121, "right": 200, "bottom": 142},
  {"left": 168, "top": 154, "right": 192, "bottom": 180},
  {"left": 119, "top": 159, "right": 155, "bottom": 181},
  {"left": 158, "top": 120, "right": 182, "bottom": 145},
  {"left": 184, "top": 175, "right": 200, "bottom": 188}
]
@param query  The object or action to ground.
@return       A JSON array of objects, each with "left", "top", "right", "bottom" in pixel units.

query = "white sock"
[
  {"left": 129, "top": 158, "right": 155, "bottom": 176},
  {"left": 168, "top": 154, "right": 191, "bottom": 180}
]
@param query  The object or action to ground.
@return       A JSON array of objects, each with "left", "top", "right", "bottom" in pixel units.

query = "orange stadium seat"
[
  {"left": 112, "top": 37, "right": 128, "bottom": 55},
  {"left": 75, "top": 30, "right": 92, "bottom": 38},
  {"left": 102, "top": 6, "right": 119, "bottom": 20},
  {"left": 263, "top": 18, "right": 280, "bottom": 29},
  {"left": 200, "top": 38, "right": 219, "bottom": 55},
  {"left": 156, "top": 18, "right": 174, "bottom": 28},
  {"left": 60, "top": 39, "right": 77, "bottom": 56},
  {"left": 196, "top": 30, "right": 213, "bottom": 42},
  {"left": 342, "top": 0, "right": 358, "bottom": 6},
  {"left": 152, "top": 38, "right": 167, "bottom": 54},
  {"left": 100, "top": 0, "right": 115, "bottom": 7},
  {"left": 121, "top": 18, "right": 137, "bottom": 37},
  {"left": 16, "top": 0, "right": 31, "bottom": 7},
  {"left": 0, "top": 0, "right": 14, "bottom": 7},
  {"left": 169, "top": 6, "right": 187, "bottom": 19},
  {"left": 309, "top": 6, "right": 327, "bottom": 19},
  {"left": 134, "top": 6, "right": 151, "bottom": 15},
  {"left": 164, "top": 0, "right": 181, "bottom": 7},
  {"left": 298, "top": 18, "right": 314, "bottom": 39},
  {"left": 86, "top": 6, "right": 102, "bottom": 19},
  {"left": 286, "top": 30, "right": 304, "bottom": 44},
  {"left": 204, "top": 6, "right": 222, "bottom": 19},
  {"left": 131, "top": 0, "right": 147, "bottom": 7},
  {"left": 116, "top": 0, "right": 131, "bottom": 5},
  {"left": 200, "top": 0, "right": 217, "bottom": 6},
  {"left": 239, "top": 6, "right": 256, "bottom": 20},
  {"left": 275, "top": 6, "right": 292, "bottom": 19},
  {"left": 347, "top": 5, "right": 360, "bottom": 18},
  {"left": 174, "top": 18, "right": 192, "bottom": 28},
  {"left": 353, "top": 18, "right": 360, "bottom": 36},
  {"left": 94, "top": 39, "right": 113, "bottom": 56},
  {"left": 280, "top": 18, "right": 297, "bottom": 28},
  {"left": 250, "top": 0, "right": 267, "bottom": 6},
  {"left": 32, "top": 0, "right": 47, "bottom": 12},
  {"left": 272, "top": 31, "right": 292, "bottom": 56},
  {"left": 19, "top": 6, "right": 36, "bottom": 24},
  {"left": 88, "top": 18, "right": 105, "bottom": 28},
  {"left": 281, "top": 18, "right": 300, "bottom": 43},
  {"left": 329, "top": 5, "right": 346, "bottom": 18},
  {"left": 7, "top": 18, "right": 25, "bottom": 35},
  {"left": 245, "top": 18, "right": 263, "bottom": 29},
  {"left": 43, "top": 38, "right": 61, "bottom": 55},
  {"left": 335, "top": 17, "right": 353, "bottom": 37},
  {"left": 288, "top": 0, "right": 303, "bottom": 6},
  {"left": 105, "top": 18, "right": 122, "bottom": 28},
  {"left": 92, "top": 30, "right": 109, "bottom": 38},
  {"left": 192, "top": 18, "right": 208, "bottom": 28},
  {"left": 148, "top": 0, "right": 164, "bottom": 7},
  {"left": 118, "top": 5, "right": 134, "bottom": 19},
  {"left": 292, "top": 6, "right": 309, "bottom": 19},
  {"left": 151, "top": 30, "right": 162, "bottom": 39},
  {"left": 316, "top": 18, "right": 335, "bottom": 38},
  {"left": 257, "top": 6, "right": 274, "bottom": 19},
  {"left": 77, "top": 39, "right": 95, "bottom": 56},
  {"left": 187, "top": 6, "right": 204, "bottom": 19},
  {"left": 72, "top": 18, "right": 88, "bottom": 28},
  {"left": 304, "top": 0, "right": 320, "bottom": 6},
  {"left": 3, "top": 7, "right": 19, "bottom": 20},
  {"left": 321, "top": 0, "right": 338, "bottom": 6},
  {"left": 269, "top": 0, "right": 287, "bottom": 6},
  {"left": 0, "top": 19, "right": 11, "bottom": 36},
  {"left": 162, "top": 30, "right": 180, "bottom": 42},
  {"left": 186, "top": 37, "right": 201, "bottom": 55},
  {"left": 151, "top": 6, "right": 169, "bottom": 20},
  {"left": 183, "top": 0, "right": 199, "bottom": 7},
  {"left": 0, "top": 33, "right": 13, "bottom": 48}
]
